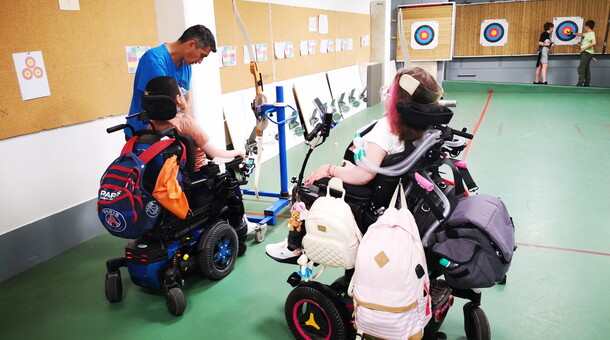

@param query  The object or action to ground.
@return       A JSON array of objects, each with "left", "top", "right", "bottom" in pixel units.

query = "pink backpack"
[{"left": 350, "top": 183, "right": 431, "bottom": 340}]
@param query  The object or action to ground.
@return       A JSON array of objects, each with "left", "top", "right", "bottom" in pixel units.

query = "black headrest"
[
  {"left": 396, "top": 101, "right": 453, "bottom": 130},
  {"left": 141, "top": 95, "right": 177, "bottom": 121}
]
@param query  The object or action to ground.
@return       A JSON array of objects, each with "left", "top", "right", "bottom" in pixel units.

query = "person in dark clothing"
[{"left": 534, "top": 22, "right": 554, "bottom": 84}]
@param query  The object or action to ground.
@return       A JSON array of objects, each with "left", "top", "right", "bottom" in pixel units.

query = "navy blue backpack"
[{"left": 97, "top": 137, "right": 178, "bottom": 239}]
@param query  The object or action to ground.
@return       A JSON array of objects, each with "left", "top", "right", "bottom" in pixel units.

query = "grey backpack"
[{"left": 431, "top": 194, "right": 515, "bottom": 289}]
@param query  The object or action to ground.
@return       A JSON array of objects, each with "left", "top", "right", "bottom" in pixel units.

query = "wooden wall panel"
[
  {"left": 454, "top": 0, "right": 610, "bottom": 57},
  {"left": 0, "top": 0, "right": 158, "bottom": 140},
  {"left": 215, "top": 0, "right": 371, "bottom": 94},
  {"left": 396, "top": 3, "right": 455, "bottom": 61}
]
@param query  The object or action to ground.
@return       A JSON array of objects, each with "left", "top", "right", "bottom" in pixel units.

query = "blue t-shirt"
[{"left": 125, "top": 44, "right": 192, "bottom": 137}]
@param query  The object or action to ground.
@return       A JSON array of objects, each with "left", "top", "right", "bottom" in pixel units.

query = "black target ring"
[
  {"left": 483, "top": 23, "right": 505, "bottom": 43},
  {"left": 556, "top": 21, "right": 578, "bottom": 41},
  {"left": 413, "top": 25, "right": 435, "bottom": 46}
]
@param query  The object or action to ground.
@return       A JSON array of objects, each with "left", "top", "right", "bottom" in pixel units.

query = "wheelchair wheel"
[
  {"left": 285, "top": 285, "right": 348, "bottom": 340},
  {"left": 198, "top": 220, "right": 238, "bottom": 281},
  {"left": 105, "top": 274, "right": 123, "bottom": 303},
  {"left": 463, "top": 302, "right": 490, "bottom": 340},
  {"left": 165, "top": 287, "right": 186, "bottom": 316}
]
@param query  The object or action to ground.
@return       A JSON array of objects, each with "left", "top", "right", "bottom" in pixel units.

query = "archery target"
[
  {"left": 33, "top": 67, "right": 44, "bottom": 78},
  {"left": 410, "top": 21, "right": 439, "bottom": 50},
  {"left": 25, "top": 56, "right": 36, "bottom": 68},
  {"left": 22, "top": 68, "right": 33, "bottom": 80},
  {"left": 552, "top": 17, "right": 583, "bottom": 46},
  {"left": 480, "top": 19, "right": 508, "bottom": 46}
]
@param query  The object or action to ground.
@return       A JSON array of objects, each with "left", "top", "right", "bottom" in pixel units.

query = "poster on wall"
[
  {"left": 125, "top": 46, "right": 150, "bottom": 73},
  {"left": 12, "top": 51, "right": 51, "bottom": 101},
  {"left": 552, "top": 17, "right": 583, "bottom": 46},
  {"left": 410, "top": 21, "right": 439, "bottom": 50},
  {"left": 480, "top": 19, "right": 508, "bottom": 46}
]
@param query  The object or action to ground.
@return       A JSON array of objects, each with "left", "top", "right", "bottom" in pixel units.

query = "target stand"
[{"left": 242, "top": 86, "right": 297, "bottom": 242}]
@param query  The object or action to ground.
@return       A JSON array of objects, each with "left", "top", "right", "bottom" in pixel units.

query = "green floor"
[{"left": 1, "top": 82, "right": 609, "bottom": 339}]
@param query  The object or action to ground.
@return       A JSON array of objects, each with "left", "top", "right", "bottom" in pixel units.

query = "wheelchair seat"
[{"left": 132, "top": 95, "right": 246, "bottom": 240}]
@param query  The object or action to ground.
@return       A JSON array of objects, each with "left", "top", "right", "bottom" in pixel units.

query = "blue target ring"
[
  {"left": 413, "top": 25, "right": 435, "bottom": 46},
  {"left": 556, "top": 21, "right": 578, "bottom": 41},
  {"left": 483, "top": 23, "right": 505, "bottom": 43}
]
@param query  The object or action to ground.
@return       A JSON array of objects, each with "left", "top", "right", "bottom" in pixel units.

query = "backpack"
[
  {"left": 97, "top": 137, "right": 179, "bottom": 239},
  {"left": 350, "top": 183, "right": 431, "bottom": 340},
  {"left": 431, "top": 194, "right": 515, "bottom": 289},
  {"left": 302, "top": 177, "right": 362, "bottom": 269}
]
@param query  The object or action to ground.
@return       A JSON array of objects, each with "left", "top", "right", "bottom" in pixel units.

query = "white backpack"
[
  {"left": 302, "top": 177, "right": 362, "bottom": 269},
  {"left": 350, "top": 183, "right": 431, "bottom": 340}
]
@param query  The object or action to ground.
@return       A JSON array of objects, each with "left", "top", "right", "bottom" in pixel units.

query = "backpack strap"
[
  {"left": 121, "top": 136, "right": 139, "bottom": 155},
  {"left": 122, "top": 137, "right": 187, "bottom": 165},
  {"left": 138, "top": 139, "right": 179, "bottom": 164}
]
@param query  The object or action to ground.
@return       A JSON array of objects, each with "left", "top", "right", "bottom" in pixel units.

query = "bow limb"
[{"left": 233, "top": 0, "right": 268, "bottom": 198}]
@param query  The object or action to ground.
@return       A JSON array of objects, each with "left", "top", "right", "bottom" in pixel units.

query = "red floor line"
[
  {"left": 246, "top": 212, "right": 290, "bottom": 219},
  {"left": 515, "top": 242, "right": 610, "bottom": 257},
  {"left": 462, "top": 90, "right": 494, "bottom": 161}
]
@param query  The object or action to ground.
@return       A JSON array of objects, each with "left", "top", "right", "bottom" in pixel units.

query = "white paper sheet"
[
  {"left": 318, "top": 14, "right": 328, "bottom": 34},
  {"left": 309, "top": 17, "right": 317, "bottom": 32},
  {"left": 12, "top": 51, "right": 51, "bottom": 101},
  {"left": 300, "top": 41, "right": 309, "bottom": 56}
]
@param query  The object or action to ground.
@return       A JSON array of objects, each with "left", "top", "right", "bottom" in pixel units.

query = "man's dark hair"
[
  {"left": 145, "top": 76, "right": 180, "bottom": 97},
  {"left": 543, "top": 22, "right": 553, "bottom": 31},
  {"left": 178, "top": 25, "right": 217, "bottom": 53},
  {"left": 585, "top": 20, "right": 595, "bottom": 29}
]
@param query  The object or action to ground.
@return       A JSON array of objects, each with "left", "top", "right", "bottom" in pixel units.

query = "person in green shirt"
[{"left": 572, "top": 20, "right": 596, "bottom": 87}]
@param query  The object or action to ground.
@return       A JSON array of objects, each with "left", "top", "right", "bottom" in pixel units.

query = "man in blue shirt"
[{"left": 126, "top": 25, "right": 217, "bottom": 137}]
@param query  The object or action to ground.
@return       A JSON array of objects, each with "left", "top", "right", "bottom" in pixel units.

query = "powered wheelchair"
[
  {"left": 281, "top": 106, "right": 495, "bottom": 340},
  {"left": 101, "top": 95, "right": 252, "bottom": 316}
]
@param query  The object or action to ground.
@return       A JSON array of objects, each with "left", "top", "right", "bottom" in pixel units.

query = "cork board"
[
  {"left": 0, "top": 0, "right": 158, "bottom": 140},
  {"left": 396, "top": 3, "right": 455, "bottom": 62},
  {"left": 454, "top": 0, "right": 610, "bottom": 57},
  {"left": 215, "top": 0, "right": 371, "bottom": 94}
]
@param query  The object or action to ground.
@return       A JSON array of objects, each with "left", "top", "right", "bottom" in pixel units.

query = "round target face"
[
  {"left": 413, "top": 25, "right": 435, "bottom": 46},
  {"left": 25, "top": 56, "right": 36, "bottom": 68},
  {"left": 556, "top": 21, "right": 578, "bottom": 41},
  {"left": 22, "top": 68, "right": 33, "bottom": 80},
  {"left": 33, "top": 67, "right": 44, "bottom": 78},
  {"left": 483, "top": 23, "right": 505, "bottom": 43}
]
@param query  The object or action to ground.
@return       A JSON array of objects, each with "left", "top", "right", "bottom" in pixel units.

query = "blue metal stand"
[{"left": 242, "top": 86, "right": 296, "bottom": 228}]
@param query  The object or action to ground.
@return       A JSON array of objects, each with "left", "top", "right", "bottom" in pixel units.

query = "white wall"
[{"left": 0, "top": 0, "right": 371, "bottom": 236}]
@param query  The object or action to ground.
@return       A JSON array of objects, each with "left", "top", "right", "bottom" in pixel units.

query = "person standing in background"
[
  {"left": 572, "top": 20, "right": 596, "bottom": 87},
  {"left": 534, "top": 22, "right": 554, "bottom": 85},
  {"left": 125, "top": 25, "right": 217, "bottom": 137}
]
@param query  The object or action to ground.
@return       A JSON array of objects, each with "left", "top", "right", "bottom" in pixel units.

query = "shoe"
[
  {"left": 576, "top": 82, "right": 584, "bottom": 86},
  {"left": 584, "top": 83, "right": 590, "bottom": 87},
  {"left": 265, "top": 238, "right": 302, "bottom": 264},
  {"left": 243, "top": 217, "right": 260, "bottom": 234},
  {"left": 541, "top": 82, "right": 548, "bottom": 85},
  {"left": 533, "top": 81, "right": 540, "bottom": 84}
]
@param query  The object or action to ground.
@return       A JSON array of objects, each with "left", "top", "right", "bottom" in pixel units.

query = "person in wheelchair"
[
  {"left": 143, "top": 75, "right": 254, "bottom": 253},
  {"left": 266, "top": 66, "right": 450, "bottom": 262}
]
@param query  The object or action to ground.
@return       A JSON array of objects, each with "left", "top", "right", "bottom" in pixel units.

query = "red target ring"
[
  {"left": 25, "top": 56, "right": 36, "bottom": 68},
  {"left": 33, "top": 67, "right": 44, "bottom": 78},
  {"left": 22, "top": 68, "right": 33, "bottom": 80}
]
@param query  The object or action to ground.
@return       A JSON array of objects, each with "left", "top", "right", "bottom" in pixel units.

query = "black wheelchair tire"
[
  {"left": 165, "top": 287, "right": 186, "bottom": 316},
  {"left": 463, "top": 302, "right": 491, "bottom": 340},
  {"left": 105, "top": 275, "right": 123, "bottom": 303},
  {"left": 198, "top": 220, "right": 238, "bottom": 281},
  {"left": 285, "top": 285, "right": 348, "bottom": 340}
]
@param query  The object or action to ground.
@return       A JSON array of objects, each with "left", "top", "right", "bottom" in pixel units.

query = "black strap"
[{"left": 409, "top": 172, "right": 445, "bottom": 222}]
